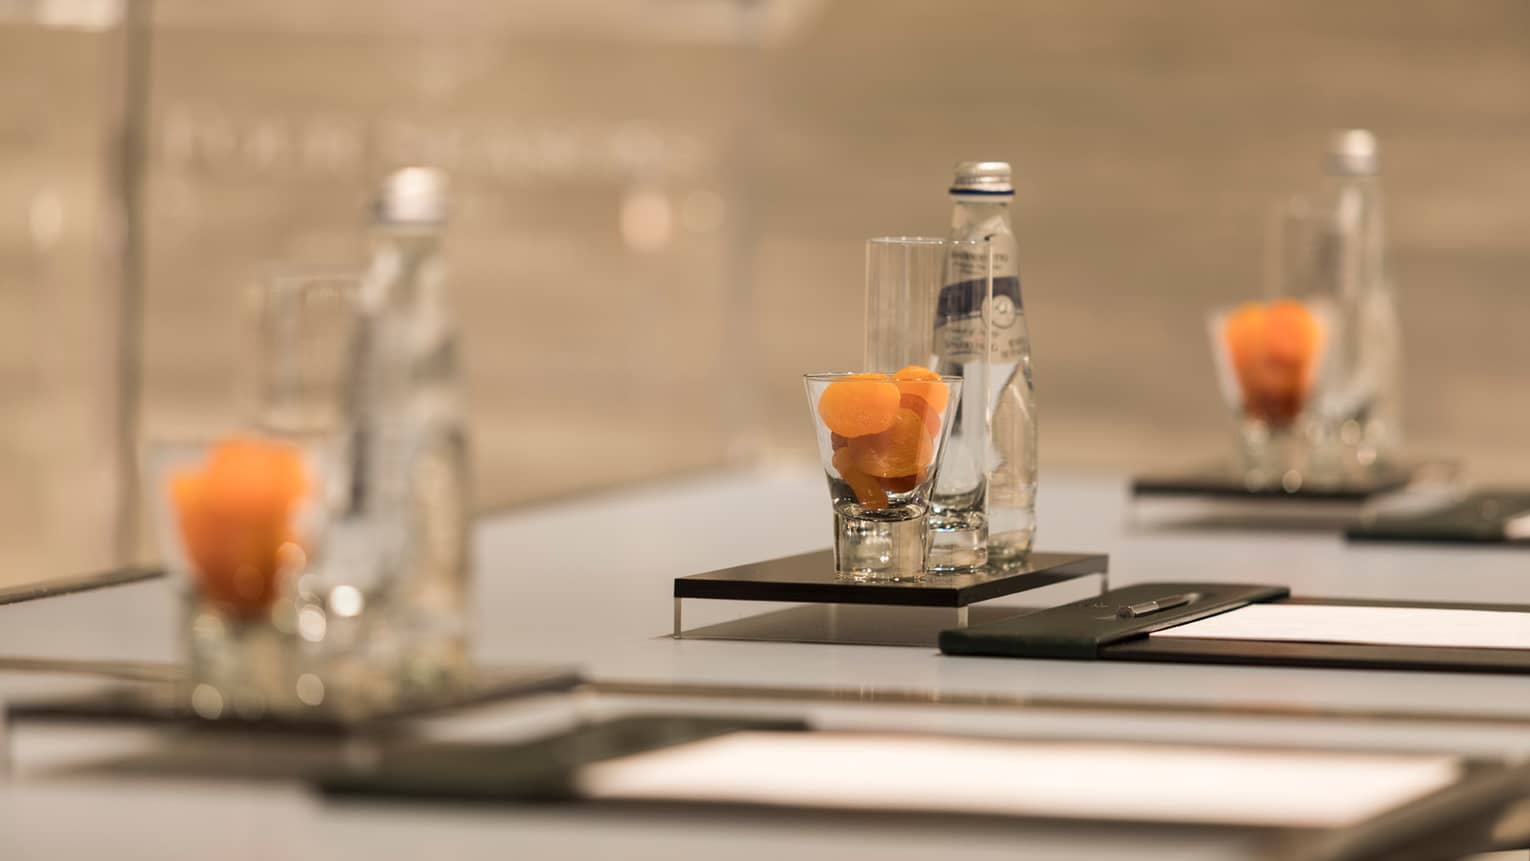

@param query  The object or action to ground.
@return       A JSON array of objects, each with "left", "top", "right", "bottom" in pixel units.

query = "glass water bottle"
[
  {"left": 1311, "top": 130, "right": 1403, "bottom": 473},
  {"left": 936, "top": 161, "right": 1038, "bottom": 567},
  {"left": 335, "top": 166, "right": 473, "bottom": 700}
]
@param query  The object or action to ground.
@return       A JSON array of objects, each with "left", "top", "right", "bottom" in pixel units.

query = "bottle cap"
[
  {"left": 1326, "top": 130, "right": 1379, "bottom": 177},
  {"left": 376, "top": 166, "right": 448, "bottom": 225},
  {"left": 949, "top": 161, "right": 1014, "bottom": 196}
]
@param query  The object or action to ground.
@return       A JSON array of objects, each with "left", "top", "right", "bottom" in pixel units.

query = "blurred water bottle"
[
  {"left": 937, "top": 161, "right": 1037, "bottom": 566},
  {"left": 1311, "top": 130, "right": 1402, "bottom": 472},
  {"left": 339, "top": 166, "right": 473, "bottom": 695}
]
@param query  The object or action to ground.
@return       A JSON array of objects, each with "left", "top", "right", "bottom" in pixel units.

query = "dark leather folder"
[{"left": 941, "top": 582, "right": 1530, "bottom": 675}]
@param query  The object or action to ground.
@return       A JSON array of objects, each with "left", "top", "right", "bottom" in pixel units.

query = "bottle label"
[{"left": 935, "top": 273, "right": 1024, "bottom": 363}]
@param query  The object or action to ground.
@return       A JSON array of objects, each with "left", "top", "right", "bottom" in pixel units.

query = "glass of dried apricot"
[
  {"left": 805, "top": 367, "right": 962, "bottom": 581},
  {"left": 1208, "top": 298, "right": 1330, "bottom": 486},
  {"left": 147, "top": 434, "right": 333, "bottom": 719}
]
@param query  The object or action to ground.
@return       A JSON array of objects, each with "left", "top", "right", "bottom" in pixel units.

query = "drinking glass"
[
  {"left": 864, "top": 237, "right": 992, "bottom": 571},
  {"left": 1268, "top": 196, "right": 1394, "bottom": 484},
  {"left": 1207, "top": 298, "right": 1330, "bottom": 490},
  {"left": 248, "top": 267, "right": 361, "bottom": 436},
  {"left": 805, "top": 371, "right": 962, "bottom": 581},
  {"left": 146, "top": 434, "right": 332, "bottom": 719}
]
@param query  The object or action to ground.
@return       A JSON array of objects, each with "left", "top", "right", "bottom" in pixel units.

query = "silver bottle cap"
[
  {"left": 376, "top": 166, "right": 448, "bottom": 225},
  {"left": 1326, "top": 129, "right": 1379, "bottom": 177},
  {"left": 949, "top": 161, "right": 1014, "bottom": 196}
]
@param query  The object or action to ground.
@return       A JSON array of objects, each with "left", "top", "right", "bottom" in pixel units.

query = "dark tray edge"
[{"left": 676, "top": 551, "right": 1108, "bottom": 608}]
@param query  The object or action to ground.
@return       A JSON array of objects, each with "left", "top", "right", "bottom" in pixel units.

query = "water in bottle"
[{"left": 934, "top": 161, "right": 1037, "bottom": 567}]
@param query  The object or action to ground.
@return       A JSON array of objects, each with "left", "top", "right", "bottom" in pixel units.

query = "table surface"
[{"left": 5, "top": 465, "right": 1530, "bottom": 860}]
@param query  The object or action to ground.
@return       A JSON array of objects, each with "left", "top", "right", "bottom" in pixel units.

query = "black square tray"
[
  {"left": 675, "top": 550, "right": 1108, "bottom": 608},
  {"left": 673, "top": 550, "right": 1109, "bottom": 645},
  {"left": 6, "top": 665, "right": 582, "bottom": 735},
  {"left": 1131, "top": 461, "right": 1422, "bottom": 502}
]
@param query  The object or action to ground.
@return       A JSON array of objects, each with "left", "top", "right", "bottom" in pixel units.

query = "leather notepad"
[
  {"left": 942, "top": 584, "right": 1530, "bottom": 676},
  {"left": 939, "top": 582, "right": 1289, "bottom": 660}
]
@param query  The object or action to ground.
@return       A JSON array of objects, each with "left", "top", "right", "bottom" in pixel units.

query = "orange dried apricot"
[
  {"left": 1225, "top": 303, "right": 1265, "bottom": 376},
  {"left": 1265, "top": 299, "right": 1320, "bottom": 365},
  {"left": 850, "top": 408, "right": 935, "bottom": 478},
  {"left": 892, "top": 365, "right": 950, "bottom": 413},
  {"left": 876, "top": 470, "right": 927, "bottom": 493},
  {"left": 817, "top": 376, "right": 901, "bottom": 438},
  {"left": 203, "top": 438, "right": 308, "bottom": 522},
  {"left": 900, "top": 393, "right": 942, "bottom": 438},
  {"left": 832, "top": 446, "right": 887, "bottom": 510}
]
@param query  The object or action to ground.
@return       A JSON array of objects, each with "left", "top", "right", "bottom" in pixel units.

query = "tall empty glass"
[
  {"left": 1268, "top": 187, "right": 1398, "bottom": 484},
  {"left": 864, "top": 237, "right": 992, "bottom": 571},
  {"left": 250, "top": 268, "right": 360, "bottom": 436}
]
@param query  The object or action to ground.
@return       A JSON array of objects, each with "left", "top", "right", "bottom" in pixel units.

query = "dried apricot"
[
  {"left": 900, "top": 393, "right": 942, "bottom": 437},
  {"left": 876, "top": 470, "right": 927, "bottom": 493},
  {"left": 832, "top": 446, "right": 887, "bottom": 510},
  {"left": 202, "top": 437, "right": 308, "bottom": 523},
  {"left": 892, "top": 365, "right": 950, "bottom": 413},
  {"left": 1266, "top": 300, "right": 1319, "bottom": 365},
  {"left": 817, "top": 376, "right": 901, "bottom": 437},
  {"left": 850, "top": 408, "right": 935, "bottom": 478},
  {"left": 1225, "top": 303, "right": 1265, "bottom": 377}
]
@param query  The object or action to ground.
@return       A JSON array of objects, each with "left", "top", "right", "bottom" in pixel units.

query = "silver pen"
[{"left": 1117, "top": 592, "right": 1200, "bottom": 619}]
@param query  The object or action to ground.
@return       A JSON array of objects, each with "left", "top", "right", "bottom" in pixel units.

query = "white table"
[{"left": 3, "top": 466, "right": 1530, "bottom": 859}]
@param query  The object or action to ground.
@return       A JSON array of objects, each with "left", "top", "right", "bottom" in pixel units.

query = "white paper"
[
  {"left": 578, "top": 732, "right": 1461, "bottom": 828},
  {"left": 1154, "top": 603, "right": 1530, "bottom": 651}
]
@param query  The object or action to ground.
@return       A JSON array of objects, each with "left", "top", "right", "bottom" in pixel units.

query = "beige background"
[
  {"left": 0, "top": 20, "right": 125, "bottom": 582},
  {"left": 1, "top": 0, "right": 1528, "bottom": 584}
]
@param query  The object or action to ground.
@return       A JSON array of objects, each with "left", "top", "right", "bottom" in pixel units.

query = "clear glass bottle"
[
  {"left": 335, "top": 167, "right": 472, "bottom": 702},
  {"left": 937, "top": 161, "right": 1037, "bottom": 566},
  {"left": 1310, "top": 130, "right": 1402, "bottom": 473}
]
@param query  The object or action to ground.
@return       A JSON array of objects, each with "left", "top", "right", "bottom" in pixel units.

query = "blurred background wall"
[
  {"left": 0, "top": 4, "right": 126, "bottom": 583},
  {"left": 1, "top": 0, "right": 1528, "bottom": 585}
]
